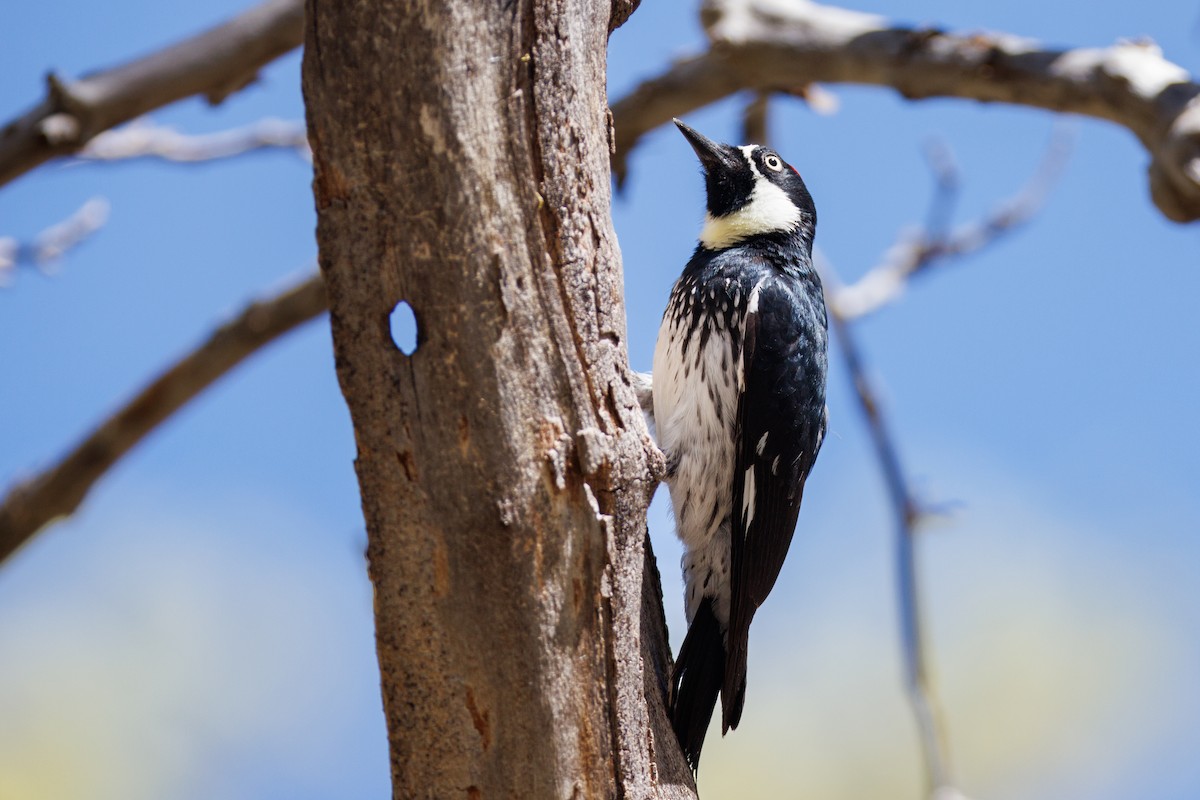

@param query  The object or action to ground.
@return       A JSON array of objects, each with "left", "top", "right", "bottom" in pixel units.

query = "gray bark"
[{"left": 302, "top": 0, "right": 694, "bottom": 797}]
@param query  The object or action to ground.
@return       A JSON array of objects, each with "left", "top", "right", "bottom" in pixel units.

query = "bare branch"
[
  {"left": 0, "top": 271, "right": 326, "bottom": 563},
  {"left": 78, "top": 118, "right": 310, "bottom": 164},
  {"left": 0, "top": 0, "right": 303, "bottom": 188},
  {"left": 612, "top": 53, "right": 746, "bottom": 187},
  {"left": 610, "top": 0, "right": 1200, "bottom": 221},
  {"left": 815, "top": 129, "right": 1066, "bottom": 793},
  {"left": 0, "top": 197, "right": 111, "bottom": 284},
  {"left": 819, "top": 257, "right": 957, "bottom": 799},
  {"left": 833, "top": 126, "right": 1073, "bottom": 320},
  {"left": 741, "top": 91, "right": 770, "bottom": 145}
]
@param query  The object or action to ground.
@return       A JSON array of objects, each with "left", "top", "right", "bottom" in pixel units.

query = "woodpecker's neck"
[
  {"left": 699, "top": 194, "right": 802, "bottom": 252},
  {"left": 695, "top": 228, "right": 816, "bottom": 281}
]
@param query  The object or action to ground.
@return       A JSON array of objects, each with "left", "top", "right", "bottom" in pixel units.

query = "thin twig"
[
  {"left": 921, "top": 138, "right": 960, "bottom": 240},
  {"left": 0, "top": 197, "right": 111, "bottom": 284},
  {"left": 78, "top": 118, "right": 310, "bottom": 164},
  {"left": 0, "top": 271, "right": 326, "bottom": 563},
  {"left": 833, "top": 127, "right": 1074, "bottom": 321},
  {"left": 0, "top": 0, "right": 303, "bottom": 188},
  {"left": 819, "top": 257, "right": 956, "bottom": 798}
]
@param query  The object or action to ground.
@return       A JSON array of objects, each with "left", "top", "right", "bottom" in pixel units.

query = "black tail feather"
[
  {"left": 721, "top": 624, "right": 748, "bottom": 734},
  {"left": 669, "top": 598, "right": 725, "bottom": 773}
]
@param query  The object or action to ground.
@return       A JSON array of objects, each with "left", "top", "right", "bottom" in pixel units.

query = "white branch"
[
  {"left": 834, "top": 127, "right": 1073, "bottom": 320},
  {"left": 0, "top": 0, "right": 303, "bottom": 187},
  {"left": 611, "top": 0, "right": 1200, "bottom": 221},
  {"left": 0, "top": 197, "right": 111, "bottom": 283},
  {"left": 79, "top": 118, "right": 310, "bottom": 164}
]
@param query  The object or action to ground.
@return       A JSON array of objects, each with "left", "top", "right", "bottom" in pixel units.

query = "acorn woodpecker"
[{"left": 652, "top": 120, "right": 828, "bottom": 771}]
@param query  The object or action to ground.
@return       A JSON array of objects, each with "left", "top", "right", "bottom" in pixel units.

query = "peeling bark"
[{"left": 302, "top": 0, "right": 691, "bottom": 797}]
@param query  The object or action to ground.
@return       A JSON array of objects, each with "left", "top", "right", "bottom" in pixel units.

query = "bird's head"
[{"left": 674, "top": 118, "right": 816, "bottom": 252}]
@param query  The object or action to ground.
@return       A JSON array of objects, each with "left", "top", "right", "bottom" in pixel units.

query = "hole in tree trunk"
[{"left": 390, "top": 300, "right": 418, "bottom": 355}]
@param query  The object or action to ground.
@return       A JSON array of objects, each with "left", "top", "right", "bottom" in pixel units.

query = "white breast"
[{"left": 652, "top": 282, "right": 747, "bottom": 625}]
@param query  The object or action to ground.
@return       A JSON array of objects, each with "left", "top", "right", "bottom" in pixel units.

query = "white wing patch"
[
  {"left": 741, "top": 465, "right": 756, "bottom": 530},
  {"left": 699, "top": 148, "right": 801, "bottom": 250}
]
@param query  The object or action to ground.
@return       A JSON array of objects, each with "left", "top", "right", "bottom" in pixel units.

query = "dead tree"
[
  {"left": 3, "top": 0, "right": 1197, "bottom": 797},
  {"left": 302, "top": 0, "right": 695, "bottom": 796}
]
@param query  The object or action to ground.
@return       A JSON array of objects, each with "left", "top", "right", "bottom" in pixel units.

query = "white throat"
[{"left": 698, "top": 146, "right": 802, "bottom": 250}]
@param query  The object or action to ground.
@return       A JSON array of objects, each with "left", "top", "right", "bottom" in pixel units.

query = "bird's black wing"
[{"left": 721, "top": 273, "right": 827, "bottom": 732}]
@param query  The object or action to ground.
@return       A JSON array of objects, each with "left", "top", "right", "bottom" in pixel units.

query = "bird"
[{"left": 652, "top": 119, "right": 828, "bottom": 771}]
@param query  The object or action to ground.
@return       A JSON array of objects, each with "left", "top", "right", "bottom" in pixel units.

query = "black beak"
[{"left": 674, "top": 119, "right": 740, "bottom": 175}]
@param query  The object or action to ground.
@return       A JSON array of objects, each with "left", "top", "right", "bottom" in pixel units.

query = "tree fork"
[{"left": 302, "top": 0, "right": 692, "bottom": 797}]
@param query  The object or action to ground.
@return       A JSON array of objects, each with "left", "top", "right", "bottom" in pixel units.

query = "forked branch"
[
  {"left": 834, "top": 127, "right": 1074, "bottom": 321},
  {"left": 0, "top": 0, "right": 304, "bottom": 187},
  {"left": 821, "top": 258, "right": 956, "bottom": 798},
  {"left": 815, "top": 128, "right": 1065, "bottom": 796}
]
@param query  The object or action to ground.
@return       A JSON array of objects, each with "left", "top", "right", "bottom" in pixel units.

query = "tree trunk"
[{"left": 301, "top": 1, "right": 693, "bottom": 797}]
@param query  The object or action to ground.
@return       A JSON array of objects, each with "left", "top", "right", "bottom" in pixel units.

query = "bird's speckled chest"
[{"left": 652, "top": 267, "right": 759, "bottom": 617}]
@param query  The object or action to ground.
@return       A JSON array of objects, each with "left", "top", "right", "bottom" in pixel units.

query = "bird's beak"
[{"left": 674, "top": 119, "right": 741, "bottom": 175}]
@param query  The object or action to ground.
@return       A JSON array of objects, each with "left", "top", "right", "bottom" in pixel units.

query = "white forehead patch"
[{"left": 699, "top": 146, "right": 802, "bottom": 250}]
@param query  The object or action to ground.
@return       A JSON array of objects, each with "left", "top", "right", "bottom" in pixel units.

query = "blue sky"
[{"left": 1, "top": 1, "right": 1198, "bottom": 798}]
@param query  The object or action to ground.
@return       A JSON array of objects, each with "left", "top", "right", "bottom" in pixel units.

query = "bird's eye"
[{"left": 763, "top": 154, "right": 783, "bottom": 172}]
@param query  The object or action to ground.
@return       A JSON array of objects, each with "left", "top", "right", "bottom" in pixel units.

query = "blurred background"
[{"left": 1, "top": 1, "right": 1198, "bottom": 798}]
